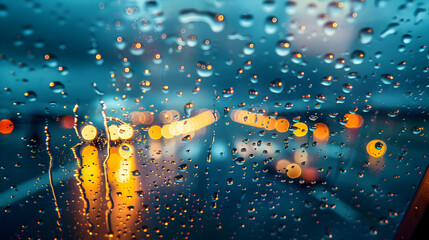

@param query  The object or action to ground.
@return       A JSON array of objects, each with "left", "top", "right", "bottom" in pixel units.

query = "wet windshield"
[{"left": 0, "top": 0, "right": 428, "bottom": 239}]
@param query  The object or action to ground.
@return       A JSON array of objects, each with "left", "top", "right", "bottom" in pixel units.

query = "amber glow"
[
  {"left": 79, "top": 145, "right": 103, "bottom": 235},
  {"left": 107, "top": 145, "right": 143, "bottom": 236}
]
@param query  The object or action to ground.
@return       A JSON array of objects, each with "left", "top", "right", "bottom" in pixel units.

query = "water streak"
[
  {"left": 71, "top": 104, "right": 94, "bottom": 235},
  {"left": 45, "top": 123, "right": 62, "bottom": 232},
  {"left": 100, "top": 100, "right": 114, "bottom": 237}
]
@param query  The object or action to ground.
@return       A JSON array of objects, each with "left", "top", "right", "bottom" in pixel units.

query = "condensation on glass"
[{"left": 0, "top": 0, "right": 428, "bottom": 239}]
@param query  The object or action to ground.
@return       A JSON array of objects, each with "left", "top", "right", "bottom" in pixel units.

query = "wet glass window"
[{"left": 0, "top": 0, "right": 428, "bottom": 239}]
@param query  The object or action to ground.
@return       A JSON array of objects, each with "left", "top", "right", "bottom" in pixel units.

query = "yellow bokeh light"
[
  {"left": 81, "top": 125, "right": 97, "bottom": 141},
  {"left": 183, "top": 119, "right": 196, "bottom": 134},
  {"left": 286, "top": 163, "right": 302, "bottom": 179},
  {"left": 161, "top": 124, "right": 174, "bottom": 139},
  {"left": 108, "top": 124, "right": 120, "bottom": 141},
  {"left": 170, "top": 121, "right": 183, "bottom": 136},
  {"left": 148, "top": 125, "right": 162, "bottom": 139},
  {"left": 366, "top": 140, "right": 387, "bottom": 157},
  {"left": 118, "top": 124, "right": 133, "bottom": 140},
  {"left": 293, "top": 122, "right": 308, "bottom": 137}
]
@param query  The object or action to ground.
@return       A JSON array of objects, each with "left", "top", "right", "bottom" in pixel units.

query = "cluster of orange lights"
[
  {"left": 148, "top": 110, "right": 218, "bottom": 140},
  {"left": 230, "top": 110, "right": 289, "bottom": 133},
  {"left": 230, "top": 110, "right": 333, "bottom": 142}
]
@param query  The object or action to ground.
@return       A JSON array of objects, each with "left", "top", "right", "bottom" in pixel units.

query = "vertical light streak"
[
  {"left": 100, "top": 100, "right": 114, "bottom": 237},
  {"left": 71, "top": 104, "right": 94, "bottom": 235},
  {"left": 44, "top": 124, "right": 62, "bottom": 232}
]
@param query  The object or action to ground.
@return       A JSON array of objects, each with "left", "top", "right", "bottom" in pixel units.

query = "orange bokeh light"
[
  {"left": 313, "top": 123, "right": 329, "bottom": 143},
  {"left": 344, "top": 114, "right": 364, "bottom": 129},
  {"left": 0, "top": 119, "right": 14, "bottom": 134}
]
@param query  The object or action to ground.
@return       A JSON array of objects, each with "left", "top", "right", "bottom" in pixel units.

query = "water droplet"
[
  {"left": 196, "top": 61, "right": 213, "bottom": 77},
  {"left": 24, "top": 90, "right": 37, "bottom": 101},
  {"left": 402, "top": 34, "right": 412, "bottom": 44},
  {"left": 285, "top": 1, "right": 297, "bottom": 15},
  {"left": 239, "top": 14, "right": 254, "bottom": 27},
  {"left": 359, "top": 27, "right": 373, "bottom": 44},
  {"left": 381, "top": 74, "right": 393, "bottom": 85},
  {"left": 174, "top": 175, "right": 184, "bottom": 183},
  {"left": 265, "top": 16, "right": 279, "bottom": 34},
  {"left": 350, "top": 50, "right": 365, "bottom": 64},
  {"left": 323, "top": 21, "right": 338, "bottom": 36},
  {"left": 49, "top": 81, "right": 65, "bottom": 93},
  {"left": 380, "top": 23, "right": 399, "bottom": 39},
  {"left": 275, "top": 40, "right": 291, "bottom": 56},
  {"left": 269, "top": 79, "right": 284, "bottom": 93},
  {"left": 179, "top": 9, "right": 225, "bottom": 32}
]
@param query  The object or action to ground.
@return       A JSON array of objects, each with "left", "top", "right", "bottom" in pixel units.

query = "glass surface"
[{"left": 0, "top": 0, "right": 428, "bottom": 239}]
